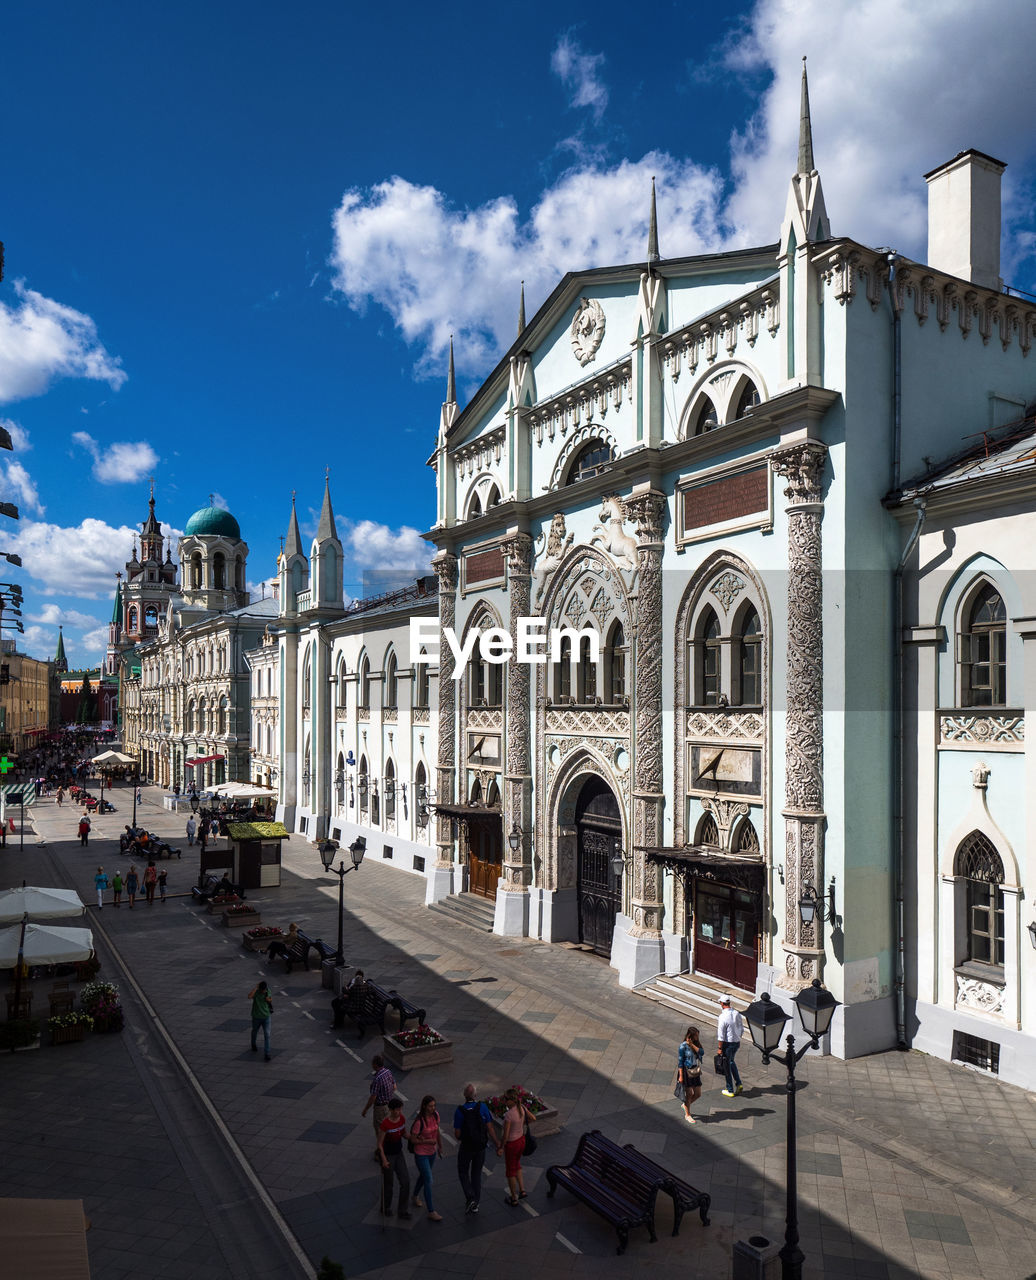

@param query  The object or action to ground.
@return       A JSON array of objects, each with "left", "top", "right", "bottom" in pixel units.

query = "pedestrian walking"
[
  {"left": 185, "top": 816, "right": 196, "bottom": 845},
  {"left": 377, "top": 1097, "right": 411, "bottom": 1219},
  {"left": 409, "top": 1094, "right": 444, "bottom": 1221},
  {"left": 135, "top": 786, "right": 142, "bottom": 805},
  {"left": 112, "top": 870, "right": 123, "bottom": 906},
  {"left": 497, "top": 1088, "right": 535, "bottom": 1205},
  {"left": 248, "top": 980, "right": 273, "bottom": 1059},
  {"left": 56, "top": 788, "right": 63, "bottom": 807},
  {"left": 210, "top": 816, "right": 219, "bottom": 840},
  {"left": 199, "top": 825, "right": 208, "bottom": 852},
  {"left": 93, "top": 866, "right": 109, "bottom": 909},
  {"left": 157, "top": 868, "right": 167, "bottom": 902},
  {"left": 125, "top": 864, "right": 139, "bottom": 909},
  {"left": 676, "top": 1026, "right": 705, "bottom": 1123},
  {"left": 143, "top": 860, "right": 158, "bottom": 905},
  {"left": 361, "top": 1054, "right": 397, "bottom": 1158},
  {"left": 453, "top": 1083, "right": 499, "bottom": 1214},
  {"left": 78, "top": 815, "right": 91, "bottom": 847},
  {"left": 717, "top": 996, "right": 745, "bottom": 1097}
]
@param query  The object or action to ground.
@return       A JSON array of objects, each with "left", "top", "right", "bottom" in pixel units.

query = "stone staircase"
[
  {"left": 428, "top": 892, "right": 496, "bottom": 933},
  {"left": 636, "top": 969, "right": 753, "bottom": 1028}
]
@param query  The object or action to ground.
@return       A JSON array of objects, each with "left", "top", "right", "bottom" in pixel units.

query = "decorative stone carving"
[
  {"left": 501, "top": 533, "right": 533, "bottom": 892},
  {"left": 700, "top": 796, "right": 750, "bottom": 840},
  {"left": 433, "top": 553, "right": 459, "bottom": 868},
  {"left": 955, "top": 974, "right": 1005, "bottom": 1016},
  {"left": 771, "top": 444, "right": 827, "bottom": 987},
  {"left": 686, "top": 709, "right": 764, "bottom": 743},
  {"left": 710, "top": 571, "right": 746, "bottom": 612},
  {"left": 533, "top": 513, "right": 575, "bottom": 605},
  {"left": 940, "top": 714, "right": 1024, "bottom": 746},
  {"left": 570, "top": 297, "right": 606, "bottom": 366},
  {"left": 590, "top": 496, "right": 638, "bottom": 571},
  {"left": 546, "top": 708, "right": 631, "bottom": 737},
  {"left": 466, "top": 708, "right": 503, "bottom": 732},
  {"left": 971, "top": 761, "right": 991, "bottom": 790}
]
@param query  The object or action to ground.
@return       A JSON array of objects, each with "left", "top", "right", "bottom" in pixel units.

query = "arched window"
[
  {"left": 415, "top": 654, "right": 430, "bottom": 708},
  {"left": 469, "top": 778, "right": 483, "bottom": 806},
  {"left": 486, "top": 484, "right": 501, "bottom": 508},
  {"left": 302, "top": 648, "right": 311, "bottom": 710},
  {"left": 485, "top": 776, "right": 500, "bottom": 808},
  {"left": 605, "top": 620, "right": 626, "bottom": 703},
  {"left": 696, "top": 814, "right": 720, "bottom": 847},
  {"left": 358, "top": 756, "right": 369, "bottom": 815},
  {"left": 217, "top": 697, "right": 228, "bottom": 736},
  {"left": 385, "top": 759, "right": 395, "bottom": 820},
  {"left": 144, "top": 605, "right": 158, "bottom": 630},
  {"left": 553, "top": 634, "right": 572, "bottom": 702},
  {"left": 960, "top": 582, "right": 1006, "bottom": 707},
  {"left": 213, "top": 552, "right": 226, "bottom": 589},
  {"left": 467, "top": 492, "right": 482, "bottom": 519},
  {"left": 955, "top": 832, "right": 1005, "bottom": 969},
  {"left": 336, "top": 658, "right": 347, "bottom": 709},
  {"left": 415, "top": 761, "right": 428, "bottom": 827},
  {"left": 191, "top": 552, "right": 202, "bottom": 588},
  {"left": 735, "top": 819, "right": 760, "bottom": 855},
  {"left": 384, "top": 652, "right": 398, "bottom": 709},
  {"left": 336, "top": 752, "right": 345, "bottom": 806},
  {"left": 578, "top": 631, "right": 598, "bottom": 703},
  {"left": 734, "top": 606, "right": 762, "bottom": 705},
  {"left": 733, "top": 381, "right": 761, "bottom": 420},
  {"left": 235, "top": 555, "right": 244, "bottom": 590},
  {"left": 692, "top": 398, "right": 719, "bottom": 435},
  {"left": 359, "top": 657, "right": 371, "bottom": 709},
  {"left": 693, "top": 607, "right": 722, "bottom": 705},
  {"left": 565, "top": 439, "right": 614, "bottom": 485},
  {"left": 128, "top": 606, "right": 138, "bottom": 632}
]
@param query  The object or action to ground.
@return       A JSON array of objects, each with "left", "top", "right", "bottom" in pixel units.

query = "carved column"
[
  {"left": 433, "top": 552, "right": 458, "bottom": 870},
  {"left": 771, "top": 442, "right": 828, "bottom": 987},
  {"left": 626, "top": 491, "right": 667, "bottom": 936},
  {"left": 500, "top": 533, "right": 533, "bottom": 891}
]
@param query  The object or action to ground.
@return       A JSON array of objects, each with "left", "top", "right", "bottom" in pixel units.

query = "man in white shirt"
[{"left": 717, "top": 996, "right": 744, "bottom": 1097}]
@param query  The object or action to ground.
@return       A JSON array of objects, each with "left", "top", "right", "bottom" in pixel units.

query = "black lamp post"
[
  {"left": 743, "top": 979, "right": 841, "bottom": 1280},
  {"left": 319, "top": 837, "right": 366, "bottom": 967},
  {"left": 190, "top": 792, "right": 200, "bottom": 815},
  {"left": 131, "top": 769, "right": 139, "bottom": 828}
]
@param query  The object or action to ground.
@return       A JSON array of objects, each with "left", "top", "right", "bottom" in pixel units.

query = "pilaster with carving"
[
  {"left": 626, "top": 491, "right": 667, "bottom": 935},
  {"left": 501, "top": 533, "right": 533, "bottom": 891},
  {"left": 770, "top": 443, "right": 827, "bottom": 986},
  {"left": 433, "top": 552, "right": 458, "bottom": 868}
]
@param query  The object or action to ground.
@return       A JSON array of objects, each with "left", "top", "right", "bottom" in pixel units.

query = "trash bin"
[{"left": 732, "top": 1236, "right": 781, "bottom": 1280}]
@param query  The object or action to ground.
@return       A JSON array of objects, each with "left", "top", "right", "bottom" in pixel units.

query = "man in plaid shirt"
[{"left": 361, "top": 1054, "right": 397, "bottom": 1157}]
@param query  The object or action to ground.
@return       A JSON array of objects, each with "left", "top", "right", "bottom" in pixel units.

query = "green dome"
[{"left": 184, "top": 506, "right": 241, "bottom": 538}]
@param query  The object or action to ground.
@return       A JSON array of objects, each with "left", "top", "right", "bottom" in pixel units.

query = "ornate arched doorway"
[{"left": 576, "top": 776, "right": 622, "bottom": 956}]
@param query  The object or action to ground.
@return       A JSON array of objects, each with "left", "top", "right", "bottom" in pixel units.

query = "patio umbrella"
[
  {"left": 0, "top": 886, "right": 84, "bottom": 924},
  {"left": 91, "top": 750, "right": 134, "bottom": 765},
  {"left": 0, "top": 921, "right": 94, "bottom": 968}
]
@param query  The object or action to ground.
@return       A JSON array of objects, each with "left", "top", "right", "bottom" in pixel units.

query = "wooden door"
[
  {"left": 468, "top": 817, "right": 501, "bottom": 900},
  {"left": 693, "top": 883, "right": 759, "bottom": 991}
]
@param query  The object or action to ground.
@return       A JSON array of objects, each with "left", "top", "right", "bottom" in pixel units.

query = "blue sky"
[{"left": 3, "top": 0, "right": 1036, "bottom": 668}]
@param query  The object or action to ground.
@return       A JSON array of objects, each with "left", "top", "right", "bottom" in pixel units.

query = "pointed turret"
[
  {"left": 311, "top": 475, "right": 344, "bottom": 610},
  {"left": 316, "top": 475, "right": 338, "bottom": 542},
  {"left": 518, "top": 282, "right": 526, "bottom": 337},
  {"left": 647, "top": 176, "right": 660, "bottom": 266},
  {"left": 54, "top": 626, "right": 67, "bottom": 673},
  {"left": 283, "top": 493, "right": 303, "bottom": 560},
  {"left": 445, "top": 335, "right": 456, "bottom": 407},
  {"left": 278, "top": 492, "right": 309, "bottom": 618},
  {"left": 798, "top": 57, "right": 814, "bottom": 175}
]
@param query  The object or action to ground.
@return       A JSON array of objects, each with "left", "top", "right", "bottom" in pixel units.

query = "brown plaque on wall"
[
  {"left": 682, "top": 466, "right": 768, "bottom": 533},
  {"left": 464, "top": 546, "right": 505, "bottom": 587}
]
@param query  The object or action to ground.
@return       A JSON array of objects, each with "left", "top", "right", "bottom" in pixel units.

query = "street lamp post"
[
  {"left": 131, "top": 769, "right": 139, "bottom": 828},
  {"left": 318, "top": 837, "right": 366, "bottom": 967},
  {"left": 743, "top": 979, "right": 841, "bottom": 1280}
]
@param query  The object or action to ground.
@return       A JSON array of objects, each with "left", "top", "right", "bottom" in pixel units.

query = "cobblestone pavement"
[{"left": 1, "top": 784, "right": 1035, "bottom": 1280}]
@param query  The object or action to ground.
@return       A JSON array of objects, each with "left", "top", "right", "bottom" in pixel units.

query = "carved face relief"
[{"left": 571, "top": 298, "right": 606, "bottom": 367}]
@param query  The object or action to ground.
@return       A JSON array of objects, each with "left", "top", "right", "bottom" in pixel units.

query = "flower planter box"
[
  {"left": 241, "top": 931, "right": 279, "bottom": 952},
  {"left": 488, "top": 1097, "right": 561, "bottom": 1137},
  {"left": 223, "top": 910, "right": 261, "bottom": 930},
  {"left": 206, "top": 899, "right": 241, "bottom": 914},
  {"left": 382, "top": 1032, "right": 454, "bottom": 1070},
  {"left": 50, "top": 1024, "right": 88, "bottom": 1045}
]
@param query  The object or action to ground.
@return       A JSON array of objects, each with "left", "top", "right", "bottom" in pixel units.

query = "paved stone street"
[{"left": 2, "top": 785, "right": 1035, "bottom": 1279}]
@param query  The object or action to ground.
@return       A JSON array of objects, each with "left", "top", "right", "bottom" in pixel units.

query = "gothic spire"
[
  {"left": 647, "top": 176, "right": 660, "bottom": 266},
  {"left": 316, "top": 474, "right": 338, "bottom": 542},
  {"left": 111, "top": 575, "right": 122, "bottom": 625},
  {"left": 284, "top": 492, "right": 303, "bottom": 559},
  {"left": 798, "top": 56, "right": 815, "bottom": 174},
  {"left": 445, "top": 335, "right": 456, "bottom": 406},
  {"left": 55, "top": 626, "right": 66, "bottom": 667},
  {"left": 518, "top": 281, "right": 526, "bottom": 336}
]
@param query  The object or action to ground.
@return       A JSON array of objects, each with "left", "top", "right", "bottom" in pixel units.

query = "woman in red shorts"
[{"left": 496, "top": 1088, "right": 535, "bottom": 1205}]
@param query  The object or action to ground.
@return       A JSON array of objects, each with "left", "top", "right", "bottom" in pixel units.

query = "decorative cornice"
[
  {"left": 527, "top": 358, "right": 632, "bottom": 447},
  {"left": 453, "top": 427, "right": 506, "bottom": 481},
  {"left": 659, "top": 281, "right": 779, "bottom": 386}
]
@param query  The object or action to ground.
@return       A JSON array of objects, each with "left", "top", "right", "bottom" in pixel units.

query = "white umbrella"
[
  {"left": 91, "top": 750, "right": 134, "bottom": 765},
  {"left": 0, "top": 922, "right": 94, "bottom": 968},
  {"left": 216, "top": 781, "right": 275, "bottom": 800},
  {"left": 0, "top": 886, "right": 84, "bottom": 924}
]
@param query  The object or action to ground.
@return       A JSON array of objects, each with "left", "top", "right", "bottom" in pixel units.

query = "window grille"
[{"left": 952, "top": 1031, "right": 999, "bottom": 1074}]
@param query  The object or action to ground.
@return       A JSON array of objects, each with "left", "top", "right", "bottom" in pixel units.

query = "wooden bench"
[
  {"left": 385, "top": 988, "right": 426, "bottom": 1032},
  {"left": 620, "top": 1144, "right": 711, "bottom": 1234},
  {"left": 546, "top": 1129, "right": 660, "bottom": 1255},
  {"left": 331, "top": 981, "right": 426, "bottom": 1037},
  {"left": 191, "top": 876, "right": 245, "bottom": 904},
  {"left": 299, "top": 931, "right": 335, "bottom": 965}
]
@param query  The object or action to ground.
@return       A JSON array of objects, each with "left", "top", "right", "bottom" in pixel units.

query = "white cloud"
[
  {"left": 330, "top": 157, "right": 724, "bottom": 375},
  {"left": 28, "top": 603, "right": 100, "bottom": 629},
  {"left": 344, "top": 519, "right": 430, "bottom": 573},
  {"left": 2, "top": 459, "right": 43, "bottom": 515},
  {"left": 551, "top": 34, "right": 609, "bottom": 120},
  {"left": 72, "top": 431, "right": 159, "bottom": 485},
  {"left": 0, "top": 282, "right": 126, "bottom": 404},
  {"left": 1, "top": 419, "right": 31, "bottom": 452},
  {"left": 10, "top": 517, "right": 135, "bottom": 598},
  {"left": 74, "top": 625, "right": 111, "bottom": 664},
  {"left": 329, "top": 2, "right": 1036, "bottom": 376}
]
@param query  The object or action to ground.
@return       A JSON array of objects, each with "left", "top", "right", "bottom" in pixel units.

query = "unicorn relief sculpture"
[{"left": 590, "top": 495, "right": 638, "bottom": 571}]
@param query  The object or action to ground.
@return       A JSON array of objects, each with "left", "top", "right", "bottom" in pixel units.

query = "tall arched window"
[
  {"left": 217, "top": 697, "right": 228, "bottom": 736},
  {"left": 692, "top": 398, "right": 719, "bottom": 435},
  {"left": 128, "top": 606, "right": 138, "bottom": 632},
  {"left": 302, "top": 648, "right": 311, "bottom": 710},
  {"left": 359, "top": 657, "right": 371, "bottom": 709},
  {"left": 415, "top": 761, "right": 428, "bottom": 827},
  {"left": 384, "top": 759, "right": 395, "bottom": 820},
  {"left": 696, "top": 814, "right": 720, "bottom": 847},
  {"left": 565, "top": 439, "right": 614, "bottom": 484},
  {"left": 735, "top": 819, "right": 760, "bottom": 855},
  {"left": 693, "top": 607, "right": 722, "bottom": 705},
  {"left": 384, "top": 652, "right": 398, "bottom": 709},
  {"left": 415, "top": 654, "right": 430, "bottom": 708},
  {"left": 960, "top": 582, "right": 1006, "bottom": 707},
  {"left": 734, "top": 605, "right": 762, "bottom": 705},
  {"left": 467, "top": 492, "right": 482, "bottom": 519},
  {"left": 605, "top": 620, "right": 626, "bottom": 703},
  {"left": 358, "top": 756, "right": 369, "bottom": 815},
  {"left": 955, "top": 832, "right": 1005, "bottom": 969},
  {"left": 191, "top": 553, "right": 202, "bottom": 588},
  {"left": 144, "top": 605, "right": 158, "bottom": 630},
  {"left": 578, "top": 632, "right": 598, "bottom": 702},
  {"left": 553, "top": 634, "right": 572, "bottom": 702},
  {"left": 213, "top": 552, "right": 226, "bottom": 589},
  {"left": 336, "top": 658, "right": 347, "bottom": 709},
  {"left": 235, "top": 555, "right": 244, "bottom": 590}
]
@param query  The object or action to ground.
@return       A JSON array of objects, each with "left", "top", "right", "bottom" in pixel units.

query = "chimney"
[{"left": 924, "top": 149, "right": 1006, "bottom": 290}]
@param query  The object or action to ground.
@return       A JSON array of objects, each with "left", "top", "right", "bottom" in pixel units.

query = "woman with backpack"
[{"left": 409, "top": 1094, "right": 444, "bottom": 1221}]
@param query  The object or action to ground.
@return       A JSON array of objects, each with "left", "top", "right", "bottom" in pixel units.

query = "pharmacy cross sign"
[{"left": 0, "top": 757, "right": 13, "bottom": 775}]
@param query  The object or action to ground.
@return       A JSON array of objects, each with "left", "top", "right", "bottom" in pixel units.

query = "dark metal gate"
[{"left": 576, "top": 776, "right": 622, "bottom": 957}]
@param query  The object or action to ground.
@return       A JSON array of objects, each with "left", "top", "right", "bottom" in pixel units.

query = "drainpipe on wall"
[{"left": 893, "top": 496, "right": 926, "bottom": 1049}]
